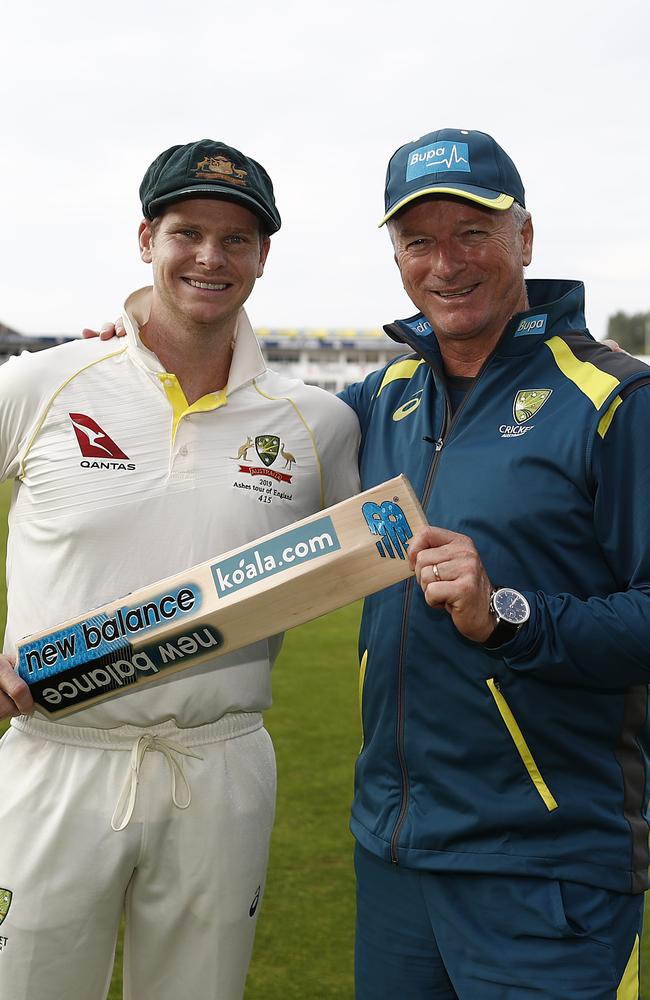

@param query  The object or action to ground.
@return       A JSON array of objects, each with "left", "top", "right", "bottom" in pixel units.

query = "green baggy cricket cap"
[
  {"left": 380, "top": 128, "right": 525, "bottom": 225},
  {"left": 140, "top": 139, "right": 281, "bottom": 234}
]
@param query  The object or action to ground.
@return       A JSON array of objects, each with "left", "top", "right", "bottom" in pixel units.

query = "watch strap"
[{"left": 484, "top": 618, "right": 520, "bottom": 648}]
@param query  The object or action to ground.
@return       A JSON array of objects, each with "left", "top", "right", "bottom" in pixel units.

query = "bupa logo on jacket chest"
[
  {"left": 69, "top": 414, "right": 136, "bottom": 471},
  {"left": 499, "top": 389, "right": 552, "bottom": 439}
]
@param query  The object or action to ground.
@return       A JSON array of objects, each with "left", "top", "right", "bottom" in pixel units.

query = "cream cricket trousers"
[{"left": 0, "top": 712, "right": 276, "bottom": 1000}]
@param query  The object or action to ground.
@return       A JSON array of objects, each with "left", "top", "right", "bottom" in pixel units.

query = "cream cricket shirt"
[{"left": 0, "top": 288, "right": 361, "bottom": 729}]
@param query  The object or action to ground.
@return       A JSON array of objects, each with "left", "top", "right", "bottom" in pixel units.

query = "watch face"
[{"left": 493, "top": 588, "right": 530, "bottom": 625}]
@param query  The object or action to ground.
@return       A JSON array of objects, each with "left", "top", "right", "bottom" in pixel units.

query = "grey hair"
[
  {"left": 386, "top": 199, "right": 530, "bottom": 236},
  {"left": 511, "top": 202, "right": 530, "bottom": 231},
  {"left": 384, "top": 199, "right": 530, "bottom": 255}
]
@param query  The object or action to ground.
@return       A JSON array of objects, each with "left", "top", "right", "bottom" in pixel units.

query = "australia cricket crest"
[
  {"left": 231, "top": 432, "right": 296, "bottom": 495},
  {"left": 513, "top": 389, "right": 552, "bottom": 424},
  {"left": 0, "top": 890, "right": 12, "bottom": 926},
  {"left": 255, "top": 435, "right": 280, "bottom": 467}
]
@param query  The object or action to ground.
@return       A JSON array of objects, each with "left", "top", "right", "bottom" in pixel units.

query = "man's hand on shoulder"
[
  {"left": 603, "top": 339, "right": 627, "bottom": 353},
  {"left": 82, "top": 319, "right": 126, "bottom": 341},
  {"left": 409, "top": 526, "right": 495, "bottom": 643},
  {"left": 0, "top": 654, "right": 33, "bottom": 719}
]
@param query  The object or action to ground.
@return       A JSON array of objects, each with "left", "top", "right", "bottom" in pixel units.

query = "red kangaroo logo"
[{"left": 69, "top": 413, "right": 129, "bottom": 460}]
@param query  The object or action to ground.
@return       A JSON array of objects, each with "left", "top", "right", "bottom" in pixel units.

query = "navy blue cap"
[
  {"left": 140, "top": 140, "right": 281, "bottom": 234},
  {"left": 380, "top": 128, "right": 525, "bottom": 226}
]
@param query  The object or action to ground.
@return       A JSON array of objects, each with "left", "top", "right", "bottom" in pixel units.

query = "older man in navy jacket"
[{"left": 340, "top": 128, "right": 650, "bottom": 1000}]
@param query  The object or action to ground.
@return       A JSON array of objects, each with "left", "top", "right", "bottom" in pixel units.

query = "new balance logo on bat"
[{"left": 362, "top": 500, "right": 413, "bottom": 559}]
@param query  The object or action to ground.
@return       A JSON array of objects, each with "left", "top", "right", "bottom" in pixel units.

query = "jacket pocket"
[{"left": 486, "top": 678, "right": 558, "bottom": 812}]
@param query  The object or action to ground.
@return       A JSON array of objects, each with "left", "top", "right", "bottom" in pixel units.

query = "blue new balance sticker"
[
  {"left": 25, "top": 624, "right": 223, "bottom": 713},
  {"left": 363, "top": 501, "right": 413, "bottom": 559},
  {"left": 212, "top": 516, "right": 340, "bottom": 597},
  {"left": 18, "top": 585, "right": 202, "bottom": 682},
  {"left": 406, "top": 142, "right": 470, "bottom": 182},
  {"left": 515, "top": 314, "right": 547, "bottom": 337}
]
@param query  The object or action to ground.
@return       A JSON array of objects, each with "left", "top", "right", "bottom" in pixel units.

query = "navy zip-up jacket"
[{"left": 340, "top": 279, "right": 650, "bottom": 894}]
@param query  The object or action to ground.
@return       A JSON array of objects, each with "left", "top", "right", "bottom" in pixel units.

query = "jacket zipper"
[
  {"left": 389, "top": 377, "right": 450, "bottom": 862},
  {"left": 388, "top": 355, "right": 491, "bottom": 864}
]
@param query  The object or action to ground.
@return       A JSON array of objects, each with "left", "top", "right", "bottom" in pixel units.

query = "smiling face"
[
  {"left": 390, "top": 196, "right": 533, "bottom": 364},
  {"left": 139, "top": 198, "right": 270, "bottom": 336}
]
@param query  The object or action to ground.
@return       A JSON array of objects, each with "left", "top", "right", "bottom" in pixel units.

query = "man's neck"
[
  {"left": 141, "top": 309, "right": 238, "bottom": 405},
  {"left": 438, "top": 333, "right": 502, "bottom": 378},
  {"left": 437, "top": 285, "right": 530, "bottom": 378}
]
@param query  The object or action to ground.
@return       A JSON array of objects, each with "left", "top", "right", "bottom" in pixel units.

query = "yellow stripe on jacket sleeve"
[
  {"left": 545, "top": 337, "right": 623, "bottom": 437},
  {"left": 358, "top": 649, "right": 368, "bottom": 752},
  {"left": 376, "top": 359, "right": 426, "bottom": 397},
  {"left": 597, "top": 395, "right": 623, "bottom": 439}
]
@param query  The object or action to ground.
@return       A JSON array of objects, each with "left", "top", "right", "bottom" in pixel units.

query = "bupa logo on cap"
[
  {"left": 406, "top": 142, "right": 470, "bottom": 182},
  {"left": 515, "top": 314, "right": 548, "bottom": 337}
]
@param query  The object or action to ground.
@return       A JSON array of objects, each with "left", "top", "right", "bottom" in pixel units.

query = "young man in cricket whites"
[
  {"left": 340, "top": 128, "right": 650, "bottom": 999},
  {"left": 0, "top": 139, "right": 360, "bottom": 1000}
]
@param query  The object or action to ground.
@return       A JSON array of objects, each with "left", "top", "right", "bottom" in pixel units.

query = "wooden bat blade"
[{"left": 17, "top": 475, "right": 426, "bottom": 718}]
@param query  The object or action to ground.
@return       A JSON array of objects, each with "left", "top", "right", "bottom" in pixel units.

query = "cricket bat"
[{"left": 17, "top": 475, "right": 426, "bottom": 719}]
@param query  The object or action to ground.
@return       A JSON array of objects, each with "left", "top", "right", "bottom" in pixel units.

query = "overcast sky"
[{"left": 1, "top": 0, "right": 647, "bottom": 340}]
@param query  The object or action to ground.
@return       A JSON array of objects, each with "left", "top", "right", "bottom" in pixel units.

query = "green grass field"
[{"left": 0, "top": 478, "right": 648, "bottom": 998}]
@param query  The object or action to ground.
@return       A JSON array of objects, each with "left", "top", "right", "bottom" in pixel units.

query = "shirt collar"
[{"left": 121, "top": 286, "right": 267, "bottom": 393}]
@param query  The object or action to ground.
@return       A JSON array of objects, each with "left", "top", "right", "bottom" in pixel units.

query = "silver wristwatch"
[{"left": 485, "top": 587, "right": 530, "bottom": 647}]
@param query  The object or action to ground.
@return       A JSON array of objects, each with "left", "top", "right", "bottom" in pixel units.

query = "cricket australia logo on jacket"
[{"left": 499, "top": 388, "right": 553, "bottom": 438}]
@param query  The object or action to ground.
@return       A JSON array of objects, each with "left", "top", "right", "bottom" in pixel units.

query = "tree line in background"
[{"left": 607, "top": 311, "right": 650, "bottom": 355}]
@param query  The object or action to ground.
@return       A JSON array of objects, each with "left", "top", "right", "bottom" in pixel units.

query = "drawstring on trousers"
[{"left": 111, "top": 734, "right": 203, "bottom": 832}]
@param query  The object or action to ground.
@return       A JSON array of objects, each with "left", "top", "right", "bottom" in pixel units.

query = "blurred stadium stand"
[
  {"left": 0, "top": 323, "right": 407, "bottom": 392},
  {"left": 0, "top": 323, "right": 73, "bottom": 363},
  {"left": 6, "top": 321, "right": 642, "bottom": 390}
]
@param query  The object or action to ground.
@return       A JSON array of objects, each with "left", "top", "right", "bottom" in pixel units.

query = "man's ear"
[
  {"left": 257, "top": 236, "right": 271, "bottom": 278},
  {"left": 521, "top": 216, "right": 534, "bottom": 268},
  {"left": 139, "top": 220, "right": 153, "bottom": 264}
]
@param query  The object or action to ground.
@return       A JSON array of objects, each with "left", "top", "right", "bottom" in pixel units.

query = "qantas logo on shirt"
[{"left": 69, "top": 414, "right": 135, "bottom": 471}]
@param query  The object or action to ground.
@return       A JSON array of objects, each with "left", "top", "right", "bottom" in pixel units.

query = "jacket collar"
[
  {"left": 384, "top": 279, "right": 589, "bottom": 368},
  {"left": 121, "top": 286, "right": 267, "bottom": 393}
]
